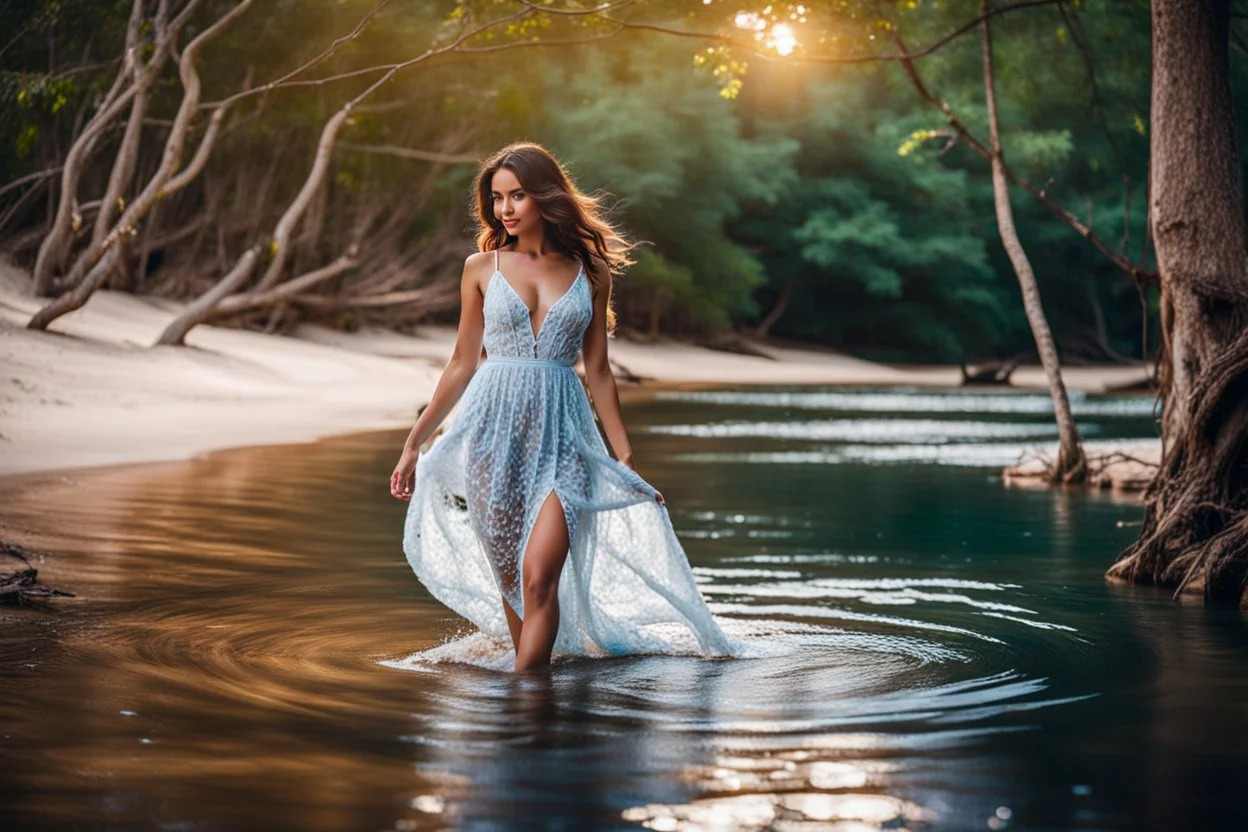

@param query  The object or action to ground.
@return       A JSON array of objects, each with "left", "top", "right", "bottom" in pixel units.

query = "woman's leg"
[
  {"left": 502, "top": 598, "right": 523, "bottom": 650},
  {"left": 514, "top": 492, "right": 570, "bottom": 672}
]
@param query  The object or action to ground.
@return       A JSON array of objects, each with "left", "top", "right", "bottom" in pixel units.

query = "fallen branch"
[{"left": 214, "top": 252, "right": 358, "bottom": 315}]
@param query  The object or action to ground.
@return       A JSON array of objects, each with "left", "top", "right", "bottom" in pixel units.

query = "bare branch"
[
  {"left": 895, "top": 33, "right": 1158, "bottom": 286},
  {"left": 205, "top": 0, "right": 394, "bottom": 109},
  {"left": 600, "top": 0, "right": 1065, "bottom": 65},
  {"left": 29, "top": 0, "right": 258, "bottom": 330},
  {"left": 156, "top": 245, "right": 261, "bottom": 345},
  {"left": 31, "top": 0, "right": 147, "bottom": 294},
  {"left": 293, "top": 284, "right": 460, "bottom": 309},
  {"left": 0, "top": 167, "right": 64, "bottom": 201},
  {"left": 204, "top": 1, "right": 631, "bottom": 100},
  {"left": 215, "top": 252, "right": 359, "bottom": 314},
  {"left": 27, "top": 245, "right": 124, "bottom": 331},
  {"left": 337, "top": 142, "right": 480, "bottom": 164},
  {"left": 162, "top": 105, "right": 230, "bottom": 195}
]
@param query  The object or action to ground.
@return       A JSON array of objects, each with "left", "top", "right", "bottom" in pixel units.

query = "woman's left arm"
[{"left": 581, "top": 261, "right": 664, "bottom": 505}]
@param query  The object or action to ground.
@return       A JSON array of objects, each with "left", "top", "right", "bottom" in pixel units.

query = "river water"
[{"left": 2, "top": 386, "right": 1246, "bottom": 831}]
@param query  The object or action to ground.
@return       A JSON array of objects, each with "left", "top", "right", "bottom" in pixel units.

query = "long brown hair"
[{"left": 473, "top": 142, "right": 635, "bottom": 327}]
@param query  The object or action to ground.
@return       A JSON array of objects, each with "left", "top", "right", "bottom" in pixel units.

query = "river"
[{"left": 2, "top": 385, "right": 1246, "bottom": 831}]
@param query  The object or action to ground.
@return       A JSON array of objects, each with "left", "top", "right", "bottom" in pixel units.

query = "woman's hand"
[
  {"left": 621, "top": 453, "right": 665, "bottom": 506},
  {"left": 390, "top": 450, "right": 418, "bottom": 501}
]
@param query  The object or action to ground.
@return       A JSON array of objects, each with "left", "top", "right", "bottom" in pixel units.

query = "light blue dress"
[{"left": 403, "top": 250, "right": 733, "bottom": 658}]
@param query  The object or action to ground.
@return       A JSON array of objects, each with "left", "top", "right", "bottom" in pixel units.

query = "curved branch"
[
  {"left": 30, "top": 0, "right": 146, "bottom": 295},
  {"left": 204, "top": 0, "right": 394, "bottom": 109},
  {"left": 214, "top": 253, "right": 358, "bottom": 315},
  {"left": 156, "top": 245, "right": 260, "bottom": 345},
  {"left": 27, "top": 245, "right": 123, "bottom": 331},
  {"left": 0, "top": 166, "right": 64, "bottom": 201},
  {"left": 895, "top": 36, "right": 1158, "bottom": 286},
  {"left": 29, "top": 0, "right": 258, "bottom": 331},
  {"left": 162, "top": 105, "right": 230, "bottom": 196},
  {"left": 203, "top": 1, "right": 632, "bottom": 102},
  {"left": 337, "top": 142, "right": 479, "bottom": 163},
  {"left": 601, "top": 0, "right": 1065, "bottom": 65},
  {"left": 160, "top": 3, "right": 532, "bottom": 344},
  {"left": 294, "top": 284, "right": 460, "bottom": 309}
]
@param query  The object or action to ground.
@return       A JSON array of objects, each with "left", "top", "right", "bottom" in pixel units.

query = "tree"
[
  {"left": 1107, "top": 0, "right": 1248, "bottom": 604},
  {"left": 980, "top": 0, "right": 1085, "bottom": 481}
]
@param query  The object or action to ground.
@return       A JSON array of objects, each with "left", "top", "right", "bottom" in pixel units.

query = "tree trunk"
[
  {"left": 982, "top": 2, "right": 1087, "bottom": 483},
  {"left": 754, "top": 274, "right": 799, "bottom": 337},
  {"left": 31, "top": 0, "right": 144, "bottom": 295},
  {"left": 1107, "top": 0, "right": 1248, "bottom": 605}
]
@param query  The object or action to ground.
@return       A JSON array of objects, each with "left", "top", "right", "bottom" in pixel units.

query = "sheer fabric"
[{"left": 402, "top": 252, "right": 734, "bottom": 658}]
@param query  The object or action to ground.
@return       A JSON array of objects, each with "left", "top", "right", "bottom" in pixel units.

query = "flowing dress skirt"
[{"left": 403, "top": 357, "right": 734, "bottom": 658}]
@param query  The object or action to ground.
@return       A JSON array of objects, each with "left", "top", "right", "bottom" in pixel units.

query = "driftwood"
[
  {"left": 1, "top": 542, "right": 74, "bottom": 606},
  {"left": 1003, "top": 447, "right": 1160, "bottom": 491},
  {"left": 960, "top": 359, "right": 1018, "bottom": 385}
]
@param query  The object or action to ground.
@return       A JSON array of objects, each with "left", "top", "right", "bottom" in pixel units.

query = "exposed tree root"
[{"left": 1107, "top": 329, "right": 1248, "bottom": 605}]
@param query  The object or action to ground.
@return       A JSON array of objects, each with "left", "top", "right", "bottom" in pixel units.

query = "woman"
[{"left": 390, "top": 142, "right": 732, "bottom": 671}]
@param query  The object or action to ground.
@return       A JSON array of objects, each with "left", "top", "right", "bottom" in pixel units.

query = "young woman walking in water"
[{"left": 390, "top": 142, "right": 732, "bottom": 671}]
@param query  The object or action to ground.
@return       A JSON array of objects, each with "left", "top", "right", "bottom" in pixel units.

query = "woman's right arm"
[{"left": 390, "top": 254, "right": 487, "bottom": 501}]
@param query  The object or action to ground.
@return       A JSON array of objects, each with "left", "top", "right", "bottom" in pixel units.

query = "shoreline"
[{"left": 1, "top": 260, "right": 1154, "bottom": 481}]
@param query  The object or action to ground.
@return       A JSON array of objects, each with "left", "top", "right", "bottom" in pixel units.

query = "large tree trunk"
[
  {"left": 982, "top": 2, "right": 1087, "bottom": 483},
  {"left": 1107, "top": 0, "right": 1248, "bottom": 605}
]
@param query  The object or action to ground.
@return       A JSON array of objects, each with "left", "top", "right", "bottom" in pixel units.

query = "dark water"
[{"left": 2, "top": 386, "right": 1247, "bottom": 831}]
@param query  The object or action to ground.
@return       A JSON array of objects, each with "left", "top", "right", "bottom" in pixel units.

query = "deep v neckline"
[{"left": 492, "top": 264, "right": 584, "bottom": 344}]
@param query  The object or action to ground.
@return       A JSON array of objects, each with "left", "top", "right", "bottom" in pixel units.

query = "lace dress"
[{"left": 402, "top": 251, "right": 734, "bottom": 658}]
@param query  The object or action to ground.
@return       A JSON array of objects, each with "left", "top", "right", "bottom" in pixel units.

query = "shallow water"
[{"left": 2, "top": 386, "right": 1246, "bottom": 831}]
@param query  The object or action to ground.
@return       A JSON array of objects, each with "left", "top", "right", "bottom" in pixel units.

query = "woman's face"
[{"left": 491, "top": 167, "right": 538, "bottom": 238}]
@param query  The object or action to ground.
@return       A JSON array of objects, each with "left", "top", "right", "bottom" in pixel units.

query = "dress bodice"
[{"left": 482, "top": 262, "right": 592, "bottom": 362}]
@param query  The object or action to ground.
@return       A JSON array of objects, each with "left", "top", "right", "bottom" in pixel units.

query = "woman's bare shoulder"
[{"left": 461, "top": 251, "right": 497, "bottom": 295}]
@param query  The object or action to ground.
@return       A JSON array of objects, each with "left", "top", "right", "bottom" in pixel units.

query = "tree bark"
[
  {"left": 982, "top": 1, "right": 1086, "bottom": 483},
  {"left": 1107, "top": 0, "right": 1248, "bottom": 605},
  {"left": 90, "top": 8, "right": 159, "bottom": 251}
]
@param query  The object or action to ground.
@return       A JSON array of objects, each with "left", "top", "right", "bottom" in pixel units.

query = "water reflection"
[{"left": 0, "top": 386, "right": 1245, "bottom": 831}]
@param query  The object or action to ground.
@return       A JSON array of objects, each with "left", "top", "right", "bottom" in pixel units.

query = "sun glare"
[
  {"left": 770, "top": 22, "right": 798, "bottom": 56},
  {"left": 733, "top": 12, "right": 800, "bottom": 56}
]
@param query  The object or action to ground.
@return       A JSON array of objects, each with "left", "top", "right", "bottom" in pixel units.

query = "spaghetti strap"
[{"left": 494, "top": 248, "right": 499, "bottom": 272}]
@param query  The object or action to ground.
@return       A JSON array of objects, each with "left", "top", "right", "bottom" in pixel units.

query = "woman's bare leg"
[
  {"left": 514, "top": 492, "right": 570, "bottom": 672},
  {"left": 502, "top": 598, "right": 523, "bottom": 651}
]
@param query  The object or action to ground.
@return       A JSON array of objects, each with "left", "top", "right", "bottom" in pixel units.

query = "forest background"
[{"left": 0, "top": 0, "right": 1229, "bottom": 363}]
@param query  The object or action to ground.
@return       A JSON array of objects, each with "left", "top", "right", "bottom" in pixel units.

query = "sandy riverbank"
[{"left": 1, "top": 260, "right": 1154, "bottom": 479}]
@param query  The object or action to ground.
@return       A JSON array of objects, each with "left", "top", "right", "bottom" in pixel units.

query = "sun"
[
  {"left": 733, "top": 12, "right": 800, "bottom": 56},
  {"left": 770, "top": 22, "right": 798, "bottom": 56}
]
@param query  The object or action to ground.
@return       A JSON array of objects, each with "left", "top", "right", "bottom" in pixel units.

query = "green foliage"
[
  {"left": 538, "top": 41, "right": 796, "bottom": 332},
  {"left": 0, "top": 0, "right": 1201, "bottom": 362}
]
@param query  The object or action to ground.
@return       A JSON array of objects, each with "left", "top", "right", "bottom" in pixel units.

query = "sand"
[{"left": 0, "top": 259, "right": 1155, "bottom": 479}]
